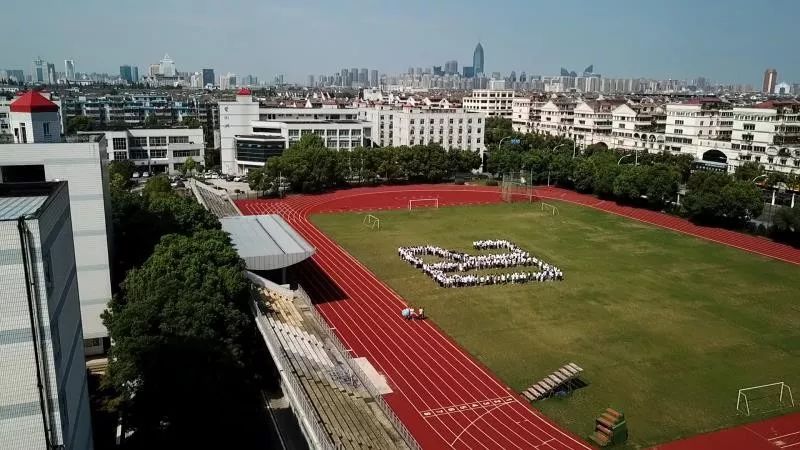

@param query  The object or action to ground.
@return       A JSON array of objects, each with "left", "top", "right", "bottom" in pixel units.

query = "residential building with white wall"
[
  {"left": 663, "top": 98, "right": 734, "bottom": 159},
  {"left": 361, "top": 104, "right": 487, "bottom": 156},
  {"left": 731, "top": 100, "right": 800, "bottom": 173},
  {"left": 610, "top": 102, "right": 667, "bottom": 152},
  {"left": 86, "top": 128, "right": 204, "bottom": 174},
  {"left": 462, "top": 87, "right": 518, "bottom": 118},
  {"left": 1, "top": 94, "right": 113, "bottom": 356},
  {"left": 0, "top": 181, "right": 93, "bottom": 450},
  {"left": 219, "top": 89, "right": 261, "bottom": 174}
]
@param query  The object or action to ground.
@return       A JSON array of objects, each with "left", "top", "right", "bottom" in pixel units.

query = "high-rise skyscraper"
[
  {"left": 32, "top": 57, "right": 45, "bottom": 83},
  {"left": 473, "top": 42, "right": 484, "bottom": 76},
  {"left": 307, "top": 74, "right": 315, "bottom": 87},
  {"left": 370, "top": 69, "right": 378, "bottom": 87},
  {"left": 340, "top": 68, "right": 349, "bottom": 86},
  {"left": 46, "top": 63, "right": 57, "bottom": 84},
  {"left": 463, "top": 66, "right": 475, "bottom": 78},
  {"left": 64, "top": 59, "right": 75, "bottom": 80},
  {"left": 359, "top": 68, "right": 368, "bottom": 85},
  {"left": 132, "top": 66, "right": 139, "bottom": 82},
  {"left": 350, "top": 67, "right": 358, "bottom": 86},
  {"left": 202, "top": 68, "right": 215, "bottom": 86},
  {"left": 160, "top": 53, "right": 176, "bottom": 76},
  {"left": 120, "top": 65, "right": 133, "bottom": 83},
  {"left": 763, "top": 68, "right": 778, "bottom": 94}
]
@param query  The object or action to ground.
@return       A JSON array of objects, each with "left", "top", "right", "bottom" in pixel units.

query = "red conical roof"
[
  {"left": 10, "top": 91, "right": 59, "bottom": 113},
  {"left": 237, "top": 87, "right": 252, "bottom": 96}
]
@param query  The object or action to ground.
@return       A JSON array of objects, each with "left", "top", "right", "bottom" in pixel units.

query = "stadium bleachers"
[
  {"left": 260, "top": 288, "right": 407, "bottom": 449},
  {"left": 190, "top": 180, "right": 240, "bottom": 218}
]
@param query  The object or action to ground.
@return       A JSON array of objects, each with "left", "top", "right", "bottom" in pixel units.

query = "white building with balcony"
[
  {"left": 731, "top": 100, "right": 800, "bottom": 174},
  {"left": 611, "top": 102, "right": 667, "bottom": 152},
  {"left": 462, "top": 88, "right": 518, "bottom": 118}
]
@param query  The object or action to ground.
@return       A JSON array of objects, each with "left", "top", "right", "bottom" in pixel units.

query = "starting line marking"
[{"left": 420, "top": 396, "right": 515, "bottom": 418}]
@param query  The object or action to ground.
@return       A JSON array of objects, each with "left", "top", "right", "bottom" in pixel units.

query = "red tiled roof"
[
  {"left": 753, "top": 99, "right": 800, "bottom": 109},
  {"left": 10, "top": 91, "right": 59, "bottom": 113},
  {"left": 236, "top": 87, "right": 252, "bottom": 96}
]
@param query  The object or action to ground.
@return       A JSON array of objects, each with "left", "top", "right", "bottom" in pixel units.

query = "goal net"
[
  {"left": 408, "top": 198, "right": 439, "bottom": 211},
  {"left": 362, "top": 214, "right": 381, "bottom": 230},
  {"left": 737, "top": 382, "right": 795, "bottom": 416},
  {"left": 501, "top": 172, "right": 536, "bottom": 203}
]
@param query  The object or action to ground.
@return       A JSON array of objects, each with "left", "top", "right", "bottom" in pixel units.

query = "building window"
[
  {"left": 151, "top": 149, "right": 167, "bottom": 158},
  {"left": 173, "top": 149, "right": 201, "bottom": 158},
  {"left": 288, "top": 129, "right": 299, "bottom": 137},
  {"left": 112, "top": 138, "right": 127, "bottom": 150},
  {"left": 130, "top": 137, "right": 147, "bottom": 147},
  {"left": 43, "top": 122, "right": 50, "bottom": 137},
  {"left": 743, "top": 123, "right": 755, "bottom": 131},
  {"left": 168, "top": 136, "right": 190, "bottom": 144},
  {"left": 149, "top": 136, "right": 167, "bottom": 146},
  {"left": 113, "top": 151, "right": 128, "bottom": 160},
  {"left": 674, "top": 120, "right": 684, "bottom": 125}
]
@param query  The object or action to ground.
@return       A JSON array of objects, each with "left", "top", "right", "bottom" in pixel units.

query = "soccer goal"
[
  {"left": 736, "top": 382, "right": 795, "bottom": 416},
  {"left": 362, "top": 214, "right": 381, "bottom": 230},
  {"left": 408, "top": 198, "right": 439, "bottom": 211}
]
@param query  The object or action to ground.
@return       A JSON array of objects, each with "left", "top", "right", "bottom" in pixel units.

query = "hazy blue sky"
[{"left": 2, "top": 0, "right": 798, "bottom": 85}]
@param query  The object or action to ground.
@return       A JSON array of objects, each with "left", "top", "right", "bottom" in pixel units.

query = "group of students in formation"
[{"left": 397, "top": 239, "right": 564, "bottom": 288}]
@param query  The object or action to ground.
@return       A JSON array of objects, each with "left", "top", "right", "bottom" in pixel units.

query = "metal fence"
[{"left": 294, "top": 286, "right": 422, "bottom": 450}]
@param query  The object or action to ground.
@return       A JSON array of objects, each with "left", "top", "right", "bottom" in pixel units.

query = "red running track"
[
  {"left": 238, "top": 185, "right": 591, "bottom": 450},
  {"left": 651, "top": 412, "right": 800, "bottom": 450},
  {"left": 236, "top": 184, "right": 800, "bottom": 450}
]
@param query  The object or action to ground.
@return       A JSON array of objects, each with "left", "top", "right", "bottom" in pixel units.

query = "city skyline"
[{"left": 2, "top": 0, "right": 800, "bottom": 85}]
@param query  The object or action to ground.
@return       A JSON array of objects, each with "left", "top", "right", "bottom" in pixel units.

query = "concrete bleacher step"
[{"left": 522, "top": 362, "right": 584, "bottom": 402}]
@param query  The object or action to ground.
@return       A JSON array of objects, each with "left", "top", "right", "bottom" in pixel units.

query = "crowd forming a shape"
[{"left": 398, "top": 239, "right": 564, "bottom": 288}]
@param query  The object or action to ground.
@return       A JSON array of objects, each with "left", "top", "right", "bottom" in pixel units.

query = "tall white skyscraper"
[
  {"left": 159, "top": 53, "right": 176, "bottom": 77},
  {"left": 64, "top": 60, "right": 75, "bottom": 81}
]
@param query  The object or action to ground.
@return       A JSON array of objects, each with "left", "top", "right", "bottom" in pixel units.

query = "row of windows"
[
  {"left": 665, "top": 136, "right": 693, "bottom": 144},
  {"left": 409, "top": 137, "right": 481, "bottom": 145},
  {"left": 409, "top": 118, "right": 480, "bottom": 125},
  {"left": 173, "top": 149, "right": 201, "bottom": 158},
  {"left": 287, "top": 129, "right": 362, "bottom": 137},
  {"left": 409, "top": 127, "right": 481, "bottom": 134}
]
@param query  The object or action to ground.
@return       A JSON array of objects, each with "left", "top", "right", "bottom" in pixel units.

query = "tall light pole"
[{"left": 618, "top": 153, "right": 634, "bottom": 165}]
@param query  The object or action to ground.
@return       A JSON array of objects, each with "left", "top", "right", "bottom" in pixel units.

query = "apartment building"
[
  {"left": 462, "top": 84, "right": 518, "bottom": 118},
  {"left": 731, "top": 100, "right": 800, "bottom": 173},
  {"left": 361, "top": 104, "right": 487, "bottom": 156},
  {"left": 63, "top": 94, "right": 217, "bottom": 130},
  {"left": 611, "top": 102, "right": 667, "bottom": 152},
  {"left": 571, "top": 99, "right": 626, "bottom": 147},
  {"left": 0, "top": 182, "right": 93, "bottom": 450},
  {"left": 87, "top": 128, "right": 205, "bottom": 174},
  {"left": 535, "top": 98, "right": 577, "bottom": 138}
]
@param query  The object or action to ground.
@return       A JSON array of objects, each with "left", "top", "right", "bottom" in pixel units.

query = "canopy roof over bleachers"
[{"left": 221, "top": 215, "right": 315, "bottom": 271}]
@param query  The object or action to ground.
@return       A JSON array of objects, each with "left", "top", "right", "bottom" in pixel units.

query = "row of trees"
[
  {"left": 484, "top": 117, "right": 771, "bottom": 230},
  {"left": 248, "top": 134, "right": 481, "bottom": 193},
  {"left": 66, "top": 115, "right": 202, "bottom": 135},
  {"left": 104, "top": 163, "right": 267, "bottom": 448}
]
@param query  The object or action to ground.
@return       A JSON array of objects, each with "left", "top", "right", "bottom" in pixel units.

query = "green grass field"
[{"left": 311, "top": 202, "right": 800, "bottom": 448}]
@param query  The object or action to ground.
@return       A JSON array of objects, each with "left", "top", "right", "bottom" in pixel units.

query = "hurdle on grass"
[
  {"left": 408, "top": 198, "right": 439, "bottom": 211},
  {"left": 736, "top": 382, "right": 794, "bottom": 416},
  {"left": 362, "top": 214, "right": 381, "bottom": 230},
  {"left": 541, "top": 202, "right": 559, "bottom": 216}
]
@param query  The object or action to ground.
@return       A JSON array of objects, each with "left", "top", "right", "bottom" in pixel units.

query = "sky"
[{"left": 2, "top": 0, "right": 799, "bottom": 85}]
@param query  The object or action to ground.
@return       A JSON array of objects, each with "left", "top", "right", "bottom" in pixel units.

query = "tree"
[
  {"left": 572, "top": 159, "right": 595, "bottom": 192},
  {"left": 66, "top": 115, "right": 94, "bottom": 134},
  {"left": 720, "top": 180, "right": 764, "bottom": 223},
  {"left": 182, "top": 156, "right": 198, "bottom": 176},
  {"left": 142, "top": 174, "right": 172, "bottom": 200},
  {"left": 734, "top": 161, "right": 765, "bottom": 182},
  {"left": 682, "top": 172, "right": 763, "bottom": 225},
  {"left": 771, "top": 206, "right": 800, "bottom": 245},
  {"left": 103, "top": 230, "right": 261, "bottom": 447},
  {"left": 644, "top": 164, "right": 681, "bottom": 208},
  {"left": 143, "top": 115, "right": 160, "bottom": 129},
  {"left": 613, "top": 165, "right": 644, "bottom": 201},
  {"left": 181, "top": 117, "right": 202, "bottom": 129},
  {"left": 108, "top": 160, "right": 136, "bottom": 191}
]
